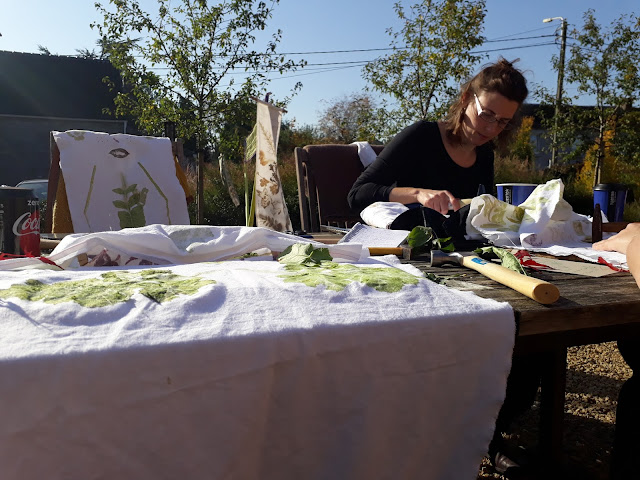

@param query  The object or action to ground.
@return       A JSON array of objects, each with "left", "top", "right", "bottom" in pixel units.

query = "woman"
[
  {"left": 348, "top": 58, "right": 528, "bottom": 215},
  {"left": 349, "top": 59, "right": 538, "bottom": 477}
]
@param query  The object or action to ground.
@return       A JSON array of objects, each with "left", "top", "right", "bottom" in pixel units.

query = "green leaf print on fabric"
[
  {"left": 476, "top": 197, "right": 521, "bottom": 232},
  {"left": 113, "top": 174, "right": 148, "bottom": 228},
  {"left": 0, "top": 269, "right": 214, "bottom": 308},
  {"left": 280, "top": 262, "right": 419, "bottom": 293},
  {"left": 277, "top": 243, "right": 333, "bottom": 265},
  {"left": 66, "top": 131, "right": 86, "bottom": 141}
]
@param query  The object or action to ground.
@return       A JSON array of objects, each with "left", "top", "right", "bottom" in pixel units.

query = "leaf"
[
  {"left": 129, "top": 204, "right": 146, "bottom": 228},
  {"left": 277, "top": 243, "right": 333, "bottom": 266},
  {"left": 407, "top": 226, "right": 435, "bottom": 249},
  {"left": 407, "top": 226, "right": 454, "bottom": 255},
  {"left": 124, "top": 183, "right": 138, "bottom": 195},
  {"left": 128, "top": 192, "right": 141, "bottom": 207},
  {"left": 118, "top": 210, "right": 134, "bottom": 229},
  {"left": 112, "top": 200, "right": 128, "bottom": 209},
  {"left": 112, "top": 188, "right": 126, "bottom": 195},
  {"left": 473, "top": 247, "right": 526, "bottom": 275}
]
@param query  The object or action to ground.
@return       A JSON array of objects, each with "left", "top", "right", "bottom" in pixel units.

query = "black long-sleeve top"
[{"left": 347, "top": 121, "right": 494, "bottom": 210}]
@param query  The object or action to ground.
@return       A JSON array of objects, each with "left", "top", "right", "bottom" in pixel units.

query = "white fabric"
[
  {"left": 0, "top": 255, "right": 515, "bottom": 480},
  {"left": 0, "top": 225, "right": 368, "bottom": 271},
  {"left": 360, "top": 201, "right": 409, "bottom": 228},
  {"left": 352, "top": 140, "right": 378, "bottom": 167},
  {"left": 253, "top": 100, "right": 293, "bottom": 232},
  {"left": 53, "top": 130, "right": 189, "bottom": 232},
  {"left": 467, "top": 179, "right": 628, "bottom": 269}
]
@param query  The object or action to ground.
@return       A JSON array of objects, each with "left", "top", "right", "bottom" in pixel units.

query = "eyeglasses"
[{"left": 474, "top": 94, "right": 513, "bottom": 130}]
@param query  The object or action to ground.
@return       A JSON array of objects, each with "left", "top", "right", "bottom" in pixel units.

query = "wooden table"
[{"left": 404, "top": 255, "right": 640, "bottom": 467}]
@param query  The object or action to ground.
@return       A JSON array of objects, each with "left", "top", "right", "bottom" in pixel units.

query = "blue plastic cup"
[
  {"left": 593, "top": 183, "right": 627, "bottom": 222},
  {"left": 496, "top": 183, "right": 539, "bottom": 205}
]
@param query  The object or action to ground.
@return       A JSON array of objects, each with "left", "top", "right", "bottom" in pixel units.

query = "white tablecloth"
[{"left": 0, "top": 251, "right": 514, "bottom": 479}]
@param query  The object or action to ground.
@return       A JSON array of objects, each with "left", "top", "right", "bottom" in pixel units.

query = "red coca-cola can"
[{"left": 0, "top": 187, "right": 41, "bottom": 256}]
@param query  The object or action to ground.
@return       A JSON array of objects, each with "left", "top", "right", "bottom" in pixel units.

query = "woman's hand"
[
  {"left": 416, "top": 189, "right": 461, "bottom": 215},
  {"left": 389, "top": 187, "right": 461, "bottom": 215},
  {"left": 593, "top": 223, "right": 640, "bottom": 255}
]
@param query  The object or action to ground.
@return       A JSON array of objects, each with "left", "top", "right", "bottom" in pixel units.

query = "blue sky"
[{"left": 1, "top": 0, "right": 637, "bottom": 126}]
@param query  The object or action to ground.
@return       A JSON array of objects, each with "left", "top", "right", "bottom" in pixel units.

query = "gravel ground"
[{"left": 477, "top": 342, "right": 633, "bottom": 480}]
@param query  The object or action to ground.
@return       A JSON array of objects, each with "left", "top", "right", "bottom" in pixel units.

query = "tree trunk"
[{"left": 197, "top": 150, "right": 205, "bottom": 225}]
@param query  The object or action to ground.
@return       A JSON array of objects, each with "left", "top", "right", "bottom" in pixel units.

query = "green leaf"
[
  {"left": 112, "top": 200, "right": 128, "bottom": 209},
  {"left": 407, "top": 226, "right": 435, "bottom": 249},
  {"left": 473, "top": 247, "right": 526, "bottom": 275},
  {"left": 277, "top": 243, "right": 333, "bottom": 266},
  {"left": 112, "top": 188, "right": 126, "bottom": 195},
  {"left": 129, "top": 204, "right": 146, "bottom": 228},
  {"left": 124, "top": 183, "right": 138, "bottom": 195}
]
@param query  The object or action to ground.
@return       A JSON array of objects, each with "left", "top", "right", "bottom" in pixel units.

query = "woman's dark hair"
[{"left": 443, "top": 58, "right": 528, "bottom": 149}]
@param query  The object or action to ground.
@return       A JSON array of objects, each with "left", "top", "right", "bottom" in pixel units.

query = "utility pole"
[{"left": 543, "top": 17, "right": 567, "bottom": 168}]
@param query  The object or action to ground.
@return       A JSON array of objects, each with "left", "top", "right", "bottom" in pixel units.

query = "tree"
[
  {"left": 509, "top": 116, "right": 535, "bottom": 167},
  {"left": 362, "top": 0, "right": 486, "bottom": 130},
  {"left": 541, "top": 10, "right": 640, "bottom": 185},
  {"left": 316, "top": 93, "right": 384, "bottom": 144},
  {"left": 93, "top": 0, "right": 305, "bottom": 223}
]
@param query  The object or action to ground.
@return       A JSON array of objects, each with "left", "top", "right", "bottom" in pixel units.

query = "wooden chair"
[
  {"left": 44, "top": 132, "right": 193, "bottom": 234},
  {"left": 294, "top": 144, "right": 384, "bottom": 233},
  {"left": 592, "top": 203, "right": 629, "bottom": 242}
]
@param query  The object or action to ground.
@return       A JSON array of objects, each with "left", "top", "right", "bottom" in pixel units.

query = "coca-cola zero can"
[{"left": 0, "top": 187, "right": 41, "bottom": 256}]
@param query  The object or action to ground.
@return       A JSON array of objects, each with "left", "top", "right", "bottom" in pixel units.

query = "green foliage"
[
  {"left": 316, "top": 93, "right": 385, "bottom": 143},
  {"left": 407, "top": 226, "right": 454, "bottom": 256},
  {"left": 537, "top": 10, "right": 640, "bottom": 185},
  {"left": 92, "top": 0, "right": 305, "bottom": 150},
  {"left": 494, "top": 154, "right": 546, "bottom": 186},
  {"left": 474, "top": 247, "right": 525, "bottom": 274},
  {"left": 363, "top": 0, "right": 486, "bottom": 129},
  {"left": 508, "top": 116, "right": 535, "bottom": 166},
  {"left": 185, "top": 152, "right": 301, "bottom": 230}
]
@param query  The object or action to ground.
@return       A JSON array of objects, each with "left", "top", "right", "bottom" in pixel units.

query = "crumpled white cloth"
[
  {"left": 466, "top": 179, "right": 628, "bottom": 269},
  {"left": 360, "top": 201, "right": 409, "bottom": 228},
  {"left": 0, "top": 225, "right": 368, "bottom": 270},
  {"left": 351, "top": 141, "right": 378, "bottom": 168}
]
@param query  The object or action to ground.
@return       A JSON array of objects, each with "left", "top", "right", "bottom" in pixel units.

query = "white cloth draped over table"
[
  {"left": 53, "top": 130, "right": 190, "bottom": 233},
  {"left": 0, "top": 225, "right": 516, "bottom": 480}
]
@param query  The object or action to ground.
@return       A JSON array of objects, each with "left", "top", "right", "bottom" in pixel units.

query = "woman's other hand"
[{"left": 593, "top": 223, "right": 640, "bottom": 255}]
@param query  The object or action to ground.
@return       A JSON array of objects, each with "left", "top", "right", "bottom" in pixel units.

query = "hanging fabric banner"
[{"left": 253, "top": 99, "right": 292, "bottom": 232}]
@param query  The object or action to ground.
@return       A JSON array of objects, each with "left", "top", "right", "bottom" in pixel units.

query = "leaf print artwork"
[
  {"left": 109, "top": 148, "right": 130, "bottom": 158},
  {"left": 67, "top": 131, "right": 86, "bottom": 141},
  {"left": 0, "top": 269, "right": 215, "bottom": 308},
  {"left": 280, "top": 262, "right": 419, "bottom": 293},
  {"left": 138, "top": 162, "right": 172, "bottom": 224},
  {"left": 112, "top": 174, "right": 148, "bottom": 228}
]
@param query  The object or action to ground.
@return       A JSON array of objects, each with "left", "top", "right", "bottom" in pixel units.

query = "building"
[{"left": 0, "top": 50, "right": 127, "bottom": 186}]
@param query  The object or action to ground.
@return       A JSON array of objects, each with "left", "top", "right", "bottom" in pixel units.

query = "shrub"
[{"left": 185, "top": 156, "right": 301, "bottom": 230}]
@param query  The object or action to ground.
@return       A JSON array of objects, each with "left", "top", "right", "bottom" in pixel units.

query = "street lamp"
[{"left": 543, "top": 16, "right": 568, "bottom": 168}]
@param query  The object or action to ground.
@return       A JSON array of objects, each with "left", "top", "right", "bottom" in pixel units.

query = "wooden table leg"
[{"left": 539, "top": 347, "right": 568, "bottom": 467}]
